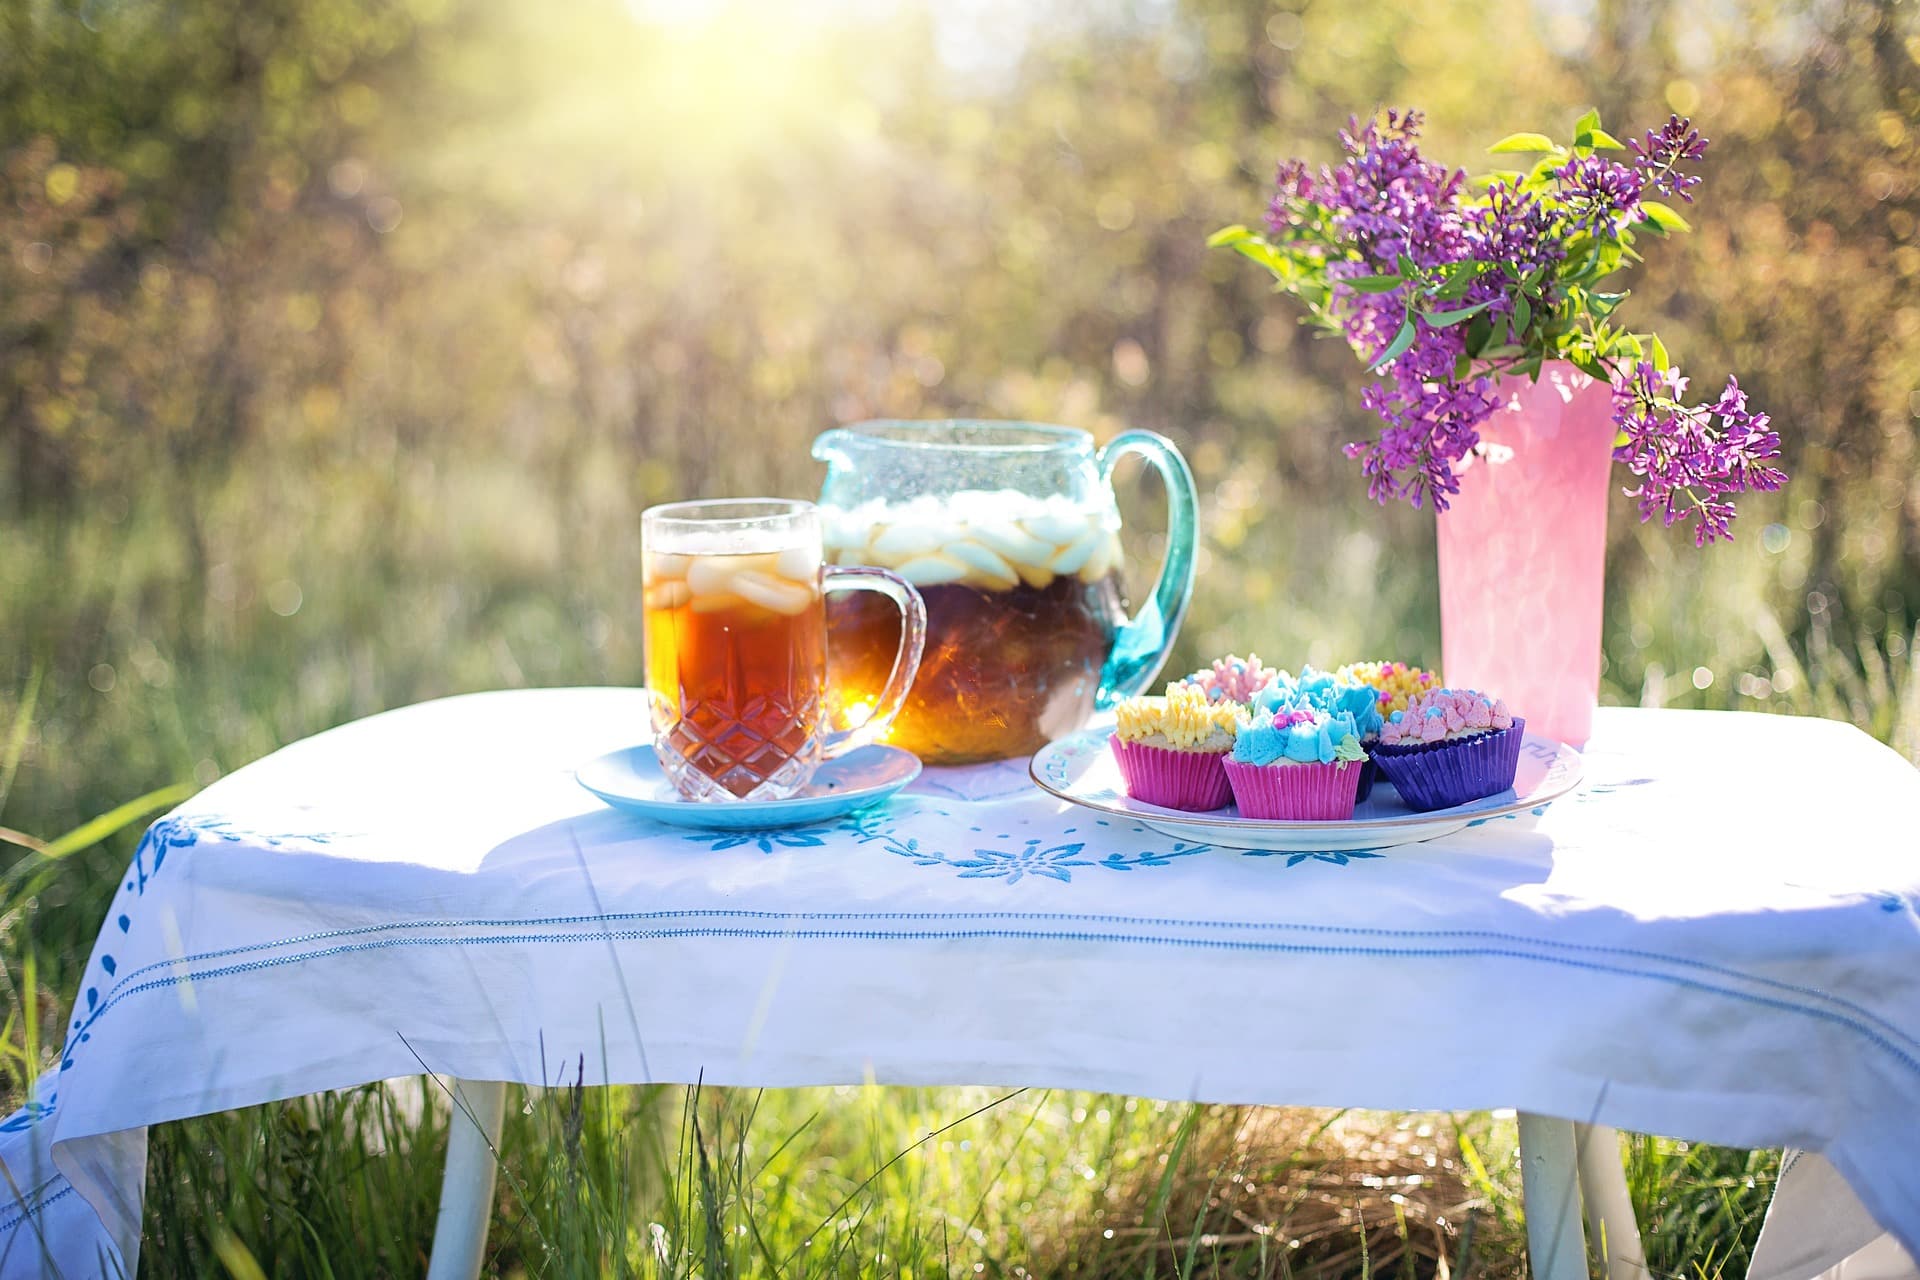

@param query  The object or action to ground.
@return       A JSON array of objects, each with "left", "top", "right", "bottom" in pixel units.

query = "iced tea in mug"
[{"left": 642, "top": 499, "right": 926, "bottom": 802}]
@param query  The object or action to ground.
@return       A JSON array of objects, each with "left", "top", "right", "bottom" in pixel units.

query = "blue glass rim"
[{"left": 829, "top": 420, "right": 1093, "bottom": 454}]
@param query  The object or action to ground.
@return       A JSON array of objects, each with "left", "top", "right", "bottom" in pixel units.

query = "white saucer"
[{"left": 576, "top": 743, "right": 921, "bottom": 830}]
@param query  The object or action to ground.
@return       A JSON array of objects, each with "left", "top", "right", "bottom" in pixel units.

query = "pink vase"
[{"left": 1436, "top": 363, "right": 1616, "bottom": 747}]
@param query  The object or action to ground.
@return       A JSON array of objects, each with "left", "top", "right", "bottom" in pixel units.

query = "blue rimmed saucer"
[{"left": 575, "top": 744, "right": 922, "bottom": 830}]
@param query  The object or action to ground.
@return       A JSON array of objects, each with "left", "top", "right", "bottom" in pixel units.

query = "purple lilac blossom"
[
  {"left": 1262, "top": 110, "right": 1778, "bottom": 539},
  {"left": 1630, "top": 115, "right": 1709, "bottom": 203},
  {"left": 1611, "top": 363, "right": 1786, "bottom": 545}
]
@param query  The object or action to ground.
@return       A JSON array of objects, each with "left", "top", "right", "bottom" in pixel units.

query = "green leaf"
[
  {"left": 1206, "top": 224, "right": 1254, "bottom": 248},
  {"left": 1574, "top": 107, "right": 1602, "bottom": 137},
  {"left": 1367, "top": 318, "right": 1417, "bottom": 371},
  {"left": 1526, "top": 154, "right": 1565, "bottom": 186},
  {"left": 1488, "top": 132, "right": 1557, "bottom": 154},
  {"left": 1232, "top": 240, "right": 1291, "bottom": 274},
  {"left": 1397, "top": 253, "right": 1419, "bottom": 280},
  {"left": 1513, "top": 295, "right": 1532, "bottom": 334},
  {"left": 1571, "top": 351, "right": 1611, "bottom": 381},
  {"left": 1583, "top": 128, "right": 1627, "bottom": 150},
  {"left": 1650, "top": 334, "right": 1670, "bottom": 372},
  {"left": 1478, "top": 344, "right": 1525, "bottom": 359},
  {"left": 1640, "top": 201, "right": 1693, "bottom": 234},
  {"left": 1423, "top": 298, "right": 1494, "bottom": 327},
  {"left": 1454, "top": 353, "right": 1473, "bottom": 380},
  {"left": 1614, "top": 429, "right": 1632, "bottom": 448},
  {"left": 1344, "top": 274, "right": 1405, "bottom": 294}
]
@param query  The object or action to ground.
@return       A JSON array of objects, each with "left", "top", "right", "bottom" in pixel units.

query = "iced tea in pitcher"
[
  {"left": 814, "top": 419, "right": 1201, "bottom": 765},
  {"left": 824, "top": 491, "right": 1128, "bottom": 763}
]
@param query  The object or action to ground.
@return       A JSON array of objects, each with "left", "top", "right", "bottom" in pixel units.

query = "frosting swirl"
[
  {"left": 1336, "top": 660, "right": 1442, "bottom": 717},
  {"left": 1114, "top": 684, "right": 1242, "bottom": 752},
  {"left": 1176, "top": 653, "right": 1278, "bottom": 705},
  {"left": 1379, "top": 688, "right": 1515, "bottom": 746},
  {"left": 1232, "top": 705, "right": 1368, "bottom": 767},
  {"left": 1253, "top": 665, "right": 1385, "bottom": 739}
]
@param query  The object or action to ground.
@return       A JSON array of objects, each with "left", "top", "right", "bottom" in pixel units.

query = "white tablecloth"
[{"left": 3, "top": 693, "right": 1917, "bottom": 1277}]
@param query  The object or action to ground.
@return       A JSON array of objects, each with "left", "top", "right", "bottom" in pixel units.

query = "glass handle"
[
  {"left": 821, "top": 566, "right": 927, "bottom": 757},
  {"left": 1094, "top": 429, "right": 1199, "bottom": 709}
]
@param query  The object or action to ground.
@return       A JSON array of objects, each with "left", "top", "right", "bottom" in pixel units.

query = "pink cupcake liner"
[
  {"left": 1222, "top": 757, "right": 1363, "bottom": 821},
  {"left": 1109, "top": 737, "right": 1232, "bottom": 812},
  {"left": 1371, "top": 718, "right": 1526, "bottom": 813}
]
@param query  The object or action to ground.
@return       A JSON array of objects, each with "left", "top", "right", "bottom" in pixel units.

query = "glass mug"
[
  {"left": 813, "top": 421, "right": 1198, "bottom": 765},
  {"left": 642, "top": 499, "right": 927, "bottom": 801}
]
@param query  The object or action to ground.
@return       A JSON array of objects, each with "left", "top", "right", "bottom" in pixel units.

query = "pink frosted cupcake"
[
  {"left": 1176, "top": 653, "right": 1280, "bottom": 708},
  {"left": 1110, "top": 685, "right": 1240, "bottom": 812},
  {"left": 1221, "top": 706, "right": 1369, "bottom": 820},
  {"left": 1370, "top": 688, "right": 1524, "bottom": 813}
]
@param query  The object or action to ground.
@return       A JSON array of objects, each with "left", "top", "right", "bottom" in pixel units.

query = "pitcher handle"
[
  {"left": 821, "top": 566, "right": 928, "bottom": 756},
  {"left": 1094, "top": 429, "right": 1199, "bottom": 709}
]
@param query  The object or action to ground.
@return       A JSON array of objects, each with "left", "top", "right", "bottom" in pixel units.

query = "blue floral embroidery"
[
  {"left": 688, "top": 830, "right": 829, "bottom": 855},
  {"left": 679, "top": 805, "right": 904, "bottom": 855},
  {"left": 0, "top": 1096, "right": 54, "bottom": 1133},
  {"left": 1241, "top": 848, "right": 1385, "bottom": 867},
  {"left": 883, "top": 834, "right": 1210, "bottom": 885},
  {"left": 126, "top": 814, "right": 339, "bottom": 897},
  {"left": 68, "top": 813, "right": 340, "bottom": 1073}
]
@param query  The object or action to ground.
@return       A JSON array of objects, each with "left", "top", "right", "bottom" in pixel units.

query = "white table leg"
[
  {"left": 426, "top": 1077, "right": 507, "bottom": 1280},
  {"left": 1519, "top": 1112, "right": 1591, "bottom": 1280},
  {"left": 1576, "top": 1123, "right": 1649, "bottom": 1280}
]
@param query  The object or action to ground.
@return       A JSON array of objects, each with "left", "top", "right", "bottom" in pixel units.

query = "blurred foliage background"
[{"left": 2, "top": 0, "right": 1917, "bottom": 1270}]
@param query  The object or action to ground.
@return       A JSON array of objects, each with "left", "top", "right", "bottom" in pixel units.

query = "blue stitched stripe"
[
  {"left": 67, "top": 923, "right": 1920, "bottom": 1082},
  {"left": 75, "top": 906, "right": 1920, "bottom": 1063},
  {"left": 0, "top": 1183, "right": 75, "bottom": 1236}
]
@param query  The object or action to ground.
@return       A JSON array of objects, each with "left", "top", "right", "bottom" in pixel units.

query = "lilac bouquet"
[{"left": 1212, "top": 110, "right": 1786, "bottom": 544}]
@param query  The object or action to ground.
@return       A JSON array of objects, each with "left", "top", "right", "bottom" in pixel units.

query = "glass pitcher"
[{"left": 812, "top": 420, "right": 1198, "bottom": 765}]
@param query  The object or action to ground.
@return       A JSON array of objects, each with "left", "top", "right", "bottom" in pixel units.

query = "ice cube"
[
  {"left": 644, "top": 580, "right": 692, "bottom": 610},
  {"left": 968, "top": 520, "right": 1054, "bottom": 567},
  {"left": 1014, "top": 560, "right": 1056, "bottom": 590},
  {"left": 894, "top": 554, "right": 969, "bottom": 585},
  {"left": 943, "top": 539, "right": 1019, "bottom": 589},
  {"left": 646, "top": 552, "right": 692, "bottom": 580},
  {"left": 1048, "top": 528, "right": 1102, "bottom": 575},
  {"left": 870, "top": 523, "right": 948, "bottom": 562},
  {"left": 774, "top": 546, "right": 818, "bottom": 583},
  {"left": 733, "top": 571, "right": 817, "bottom": 616},
  {"left": 1020, "top": 510, "right": 1092, "bottom": 546}
]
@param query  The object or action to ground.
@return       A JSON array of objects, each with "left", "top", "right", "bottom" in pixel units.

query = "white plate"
[
  {"left": 577, "top": 743, "right": 921, "bottom": 830},
  {"left": 1028, "top": 729, "right": 1583, "bottom": 851}
]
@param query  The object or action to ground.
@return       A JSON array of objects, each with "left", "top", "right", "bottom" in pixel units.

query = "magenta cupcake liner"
[
  {"left": 1222, "top": 758, "right": 1363, "bottom": 821},
  {"left": 1109, "top": 737, "right": 1232, "bottom": 812},
  {"left": 1370, "top": 718, "right": 1526, "bottom": 813}
]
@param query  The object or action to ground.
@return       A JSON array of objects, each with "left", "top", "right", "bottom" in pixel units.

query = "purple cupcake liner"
[
  {"left": 1221, "top": 758, "right": 1363, "bottom": 821},
  {"left": 1109, "top": 737, "right": 1233, "bottom": 812},
  {"left": 1355, "top": 753, "right": 1379, "bottom": 804},
  {"left": 1370, "top": 718, "right": 1526, "bottom": 813}
]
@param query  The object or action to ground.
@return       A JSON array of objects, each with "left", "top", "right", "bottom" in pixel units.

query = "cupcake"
[
  {"left": 1222, "top": 705, "right": 1369, "bottom": 820},
  {"left": 1176, "top": 653, "right": 1279, "bottom": 707},
  {"left": 1110, "top": 684, "right": 1241, "bottom": 811},
  {"left": 1254, "top": 666, "right": 1387, "bottom": 801},
  {"left": 1335, "top": 660, "right": 1443, "bottom": 716},
  {"left": 1369, "top": 688, "right": 1524, "bottom": 812}
]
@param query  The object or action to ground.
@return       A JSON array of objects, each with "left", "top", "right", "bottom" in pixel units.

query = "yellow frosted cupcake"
[{"left": 1110, "top": 684, "right": 1241, "bottom": 811}]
